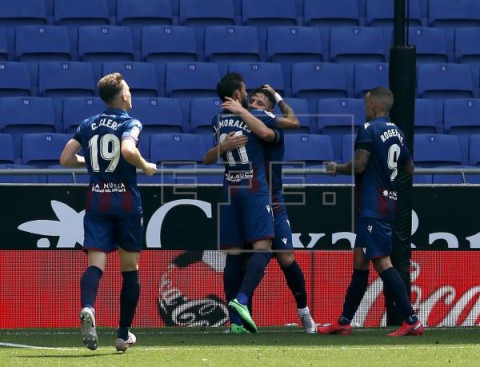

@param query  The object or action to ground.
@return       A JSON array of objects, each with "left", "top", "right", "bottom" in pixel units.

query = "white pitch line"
[{"left": 0, "top": 342, "right": 75, "bottom": 350}]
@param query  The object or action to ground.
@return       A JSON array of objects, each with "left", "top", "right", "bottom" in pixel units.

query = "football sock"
[
  {"left": 341, "top": 269, "right": 369, "bottom": 322},
  {"left": 223, "top": 254, "right": 244, "bottom": 325},
  {"left": 281, "top": 261, "right": 307, "bottom": 309},
  {"left": 380, "top": 267, "right": 418, "bottom": 325},
  {"left": 80, "top": 266, "right": 103, "bottom": 309},
  {"left": 237, "top": 251, "right": 272, "bottom": 305},
  {"left": 118, "top": 270, "right": 140, "bottom": 340}
]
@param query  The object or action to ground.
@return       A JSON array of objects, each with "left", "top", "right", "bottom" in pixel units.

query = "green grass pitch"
[{"left": 1, "top": 327, "right": 480, "bottom": 367}]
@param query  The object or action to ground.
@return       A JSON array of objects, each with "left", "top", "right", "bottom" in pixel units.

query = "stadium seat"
[
  {"left": 227, "top": 62, "right": 285, "bottom": 96},
  {"left": 62, "top": 97, "right": 105, "bottom": 134},
  {"left": 272, "top": 97, "right": 312, "bottom": 134},
  {"left": 414, "top": 99, "right": 439, "bottom": 134},
  {"left": 428, "top": 0, "right": 480, "bottom": 28},
  {"left": 366, "top": 0, "right": 422, "bottom": 27},
  {"left": 46, "top": 164, "right": 91, "bottom": 184},
  {"left": 0, "top": 0, "right": 47, "bottom": 27},
  {"left": 417, "top": 63, "right": 474, "bottom": 99},
  {"left": 130, "top": 97, "right": 185, "bottom": 135},
  {"left": 38, "top": 62, "right": 96, "bottom": 97},
  {"left": 15, "top": 25, "right": 72, "bottom": 62},
  {"left": 204, "top": 26, "right": 261, "bottom": 63},
  {"left": 189, "top": 97, "right": 222, "bottom": 135},
  {"left": 54, "top": 0, "right": 110, "bottom": 26},
  {"left": 414, "top": 134, "right": 462, "bottom": 167},
  {"left": 0, "top": 134, "right": 16, "bottom": 164},
  {"left": 267, "top": 26, "right": 324, "bottom": 64},
  {"left": 303, "top": 0, "right": 361, "bottom": 27},
  {"left": 101, "top": 62, "right": 159, "bottom": 97},
  {"left": 0, "top": 164, "right": 47, "bottom": 183},
  {"left": 330, "top": 27, "right": 386, "bottom": 63},
  {"left": 179, "top": 0, "right": 235, "bottom": 27},
  {"left": 150, "top": 133, "right": 206, "bottom": 163},
  {"left": 0, "top": 62, "right": 32, "bottom": 97},
  {"left": 353, "top": 63, "right": 389, "bottom": 98},
  {"left": 78, "top": 26, "right": 135, "bottom": 62},
  {"left": 0, "top": 97, "right": 56, "bottom": 157},
  {"left": 117, "top": 0, "right": 173, "bottom": 47},
  {"left": 0, "top": 27, "right": 9, "bottom": 60},
  {"left": 469, "top": 135, "right": 480, "bottom": 166},
  {"left": 21, "top": 133, "right": 71, "bottom": 167},
  {"left": 165, "top": 62, "right": 220, "bottom": 98},
  {"left": 408, "top": 27, "right": 449, "bottom": 64},
  {"left": 454, "top": 28, "right": 480, "bottom": 64},
  {"left": 291, "top": 63, "right": 349, "bottom": 105},
  {"left": 141, "top": 25, "right": 198, "bottom": 64},
  {"left": 316, "top": 98, "right": 364, "bottom": 159}
]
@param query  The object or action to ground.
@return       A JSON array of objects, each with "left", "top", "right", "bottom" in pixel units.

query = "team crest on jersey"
[{"left": 281, "top": 238, "right": 288, "bottom": 244}]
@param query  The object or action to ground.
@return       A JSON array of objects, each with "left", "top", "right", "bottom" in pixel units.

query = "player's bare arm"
[
  {"left": 262, "top": 84, "right": 300, "bottom": 130},
  {"left": 222, "top": 97, "right": 276, "bottom": 142},
  {"left": 121, "top": 138, "right": 157, "bottom": 176},
  {"left": 203, "top": 132, "right": 248, "bottom": 165},
  {"left": 326, "top": 149, "right": 370, "bottom": 175},
  {"left": 60, "top": 139, "right": 86, "bottom": 168}
]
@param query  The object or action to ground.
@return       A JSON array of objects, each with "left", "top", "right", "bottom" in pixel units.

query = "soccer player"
[
  {"left": 204, "top": 72, "right": 280, "bottom": 333},
  {"left": 217, "top": 85, "right": 316, "bottom": 333},
  {"left": 60, "top": 73, "right": 157, "bottom": 351},
  {"left": 318, "top": 87, "right": 424, "bottom": 337}
]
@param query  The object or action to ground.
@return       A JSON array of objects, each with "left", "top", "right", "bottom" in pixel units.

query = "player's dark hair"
[
  {"left": 98, "top": 72, "right": 125, "bottom": 104},
  {"left": 368, "top": 87, "right": 394, "bottom": 113},
  {"left": 250, "top": 87, "right": 276, "bottom": 109},
  {"left": 216, "top": 72, "right": 244, "bottom": 101}
]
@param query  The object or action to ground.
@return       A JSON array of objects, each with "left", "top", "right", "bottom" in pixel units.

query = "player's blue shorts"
[
  {"left": 83, "top": 212, "right": 144, "bottom": 253},
  {"left": 219, "top": 193, "right": 274, "bottom": 249},
  {"left": 354, "top": 216, "right": 392, "bottom": 260},
  {"left": 272, "top": 206, "right": 293, "bottom": 250}
]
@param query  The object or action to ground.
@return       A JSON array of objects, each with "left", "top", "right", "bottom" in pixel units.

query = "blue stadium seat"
[
  {"left": 189, "top": 97, "right": 222, "bottom": 135},
  {"left": 0, "top": 134, "right": 15, "bottom": 164},
  {"left": 78, "top": 26, "right": 135, "bottom": 62},
  {"left": 0, "top": 97, "right": 56, "bottom": 157},
  {"left": 179, "top": 0, "right": 235, "bottom": 27},
  {"left": 150, "top": 133, "right": 206, "bottom": 163},
  {"left": 408, "top": 27, "right": 449, "bottom": 64},
  {"left": 330, "top": 27, "right": 386, "bottom": 63},
  {"left": 414, "top": 134, "right": 462, "bottom": 167},
  {"left": 141, "top": 25, "right": 198, "bottom": 64},
  {"left": 291, "top": 63, "right": 349, "bottom": 105},
  {"left": 54, "top": 0, "right": 110, "bottom": 26},
  {"left": 130, "top": 97, "right": 185, "bottom": 135},
  {"left": 0, "top": 0, "right": 47, "bottom": 27},
  {"left": 227, "top": 62, "right": 285, "bottom": 95},
  {"left": 21, "top": 133, "right": 71, "bottom": 167},
  {"left": 117, "top": 0, "right": 173, "bottom": 47},
  {"left": 0, "top": 164, "right": 47, "bottom": 183},
  {"left": 454, "top": 28, "right": 480, "bottom": 64},
  {"left": 62, "top": 97, "right": 105, "bottom": 133},
  {"left": 272, "top": 97, "right": 312, "bottom": 134},
  {"left": 165, "top": 62, "right": 220, "bottom": 98},
  {"left": 0, "top": 62, "right": 32, "bottom": 97},
  {"left": 414, "top": 99, "right": 439, "bottom": 134},
  {"left": 366, "top": 0, "right": 422, "bottom": 27},
  {"left": 15, "top": 25, "right": 72, "bottom": 62},
  {"left": 417, "top": 63, "right": 474, "bottom": 99},
  {"left": 204, "top": 26, "right": 260, "bottom": 63},
  {"left": 46, "top": 164, "right": 91, "bottom": 184},
  {"left": 101, "top": 62, "right": 159, "bottom": 97},
  {"left": 469, "top": 135, "right": 480, "bottom": 166},
  {"left": 353, "top": 63, "right": 389, "bottom": 98},
  {"left": 428, "top": 0, "right": 480, "bottom": 28},
  {"left": 316, "top": 98, "right": 363, "bottom": 159},
  {"left": 0, "top": 27, "right": 8, "bottom": 60},
  {"left": 304, "top": 0, "right": 360, "bottom": 27},
  {"left": 38, "top": 62, "right": 96, "bottom": 97}
]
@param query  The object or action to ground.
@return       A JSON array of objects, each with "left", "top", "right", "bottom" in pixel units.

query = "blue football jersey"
[
  {"left": 264, "top": 128, "right": 285, "bottom": 206},
  {"left": 212, "top": 108, "right": 278, "bottom": 195},
  {"left": 354, "top": 117, "right": 412, "bottom": 221},
  {"left": 74, "top": 108, "right": 143, "bottom": 214}
]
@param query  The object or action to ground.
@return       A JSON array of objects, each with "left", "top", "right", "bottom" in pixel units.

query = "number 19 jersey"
[
  {"left": 355, "top": 117, "right": 411, "bottom": 221},
  {"left": 74, "top": 108, "right": 143, "bottom": 215}
]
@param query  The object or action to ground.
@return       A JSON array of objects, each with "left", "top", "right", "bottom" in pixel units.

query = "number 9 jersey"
[
  {"left": 73, "top": 108, "right": 143, "bottom": 215},
  {"left": 354, "top": 117, "right": 412, "bottom": 221}
]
